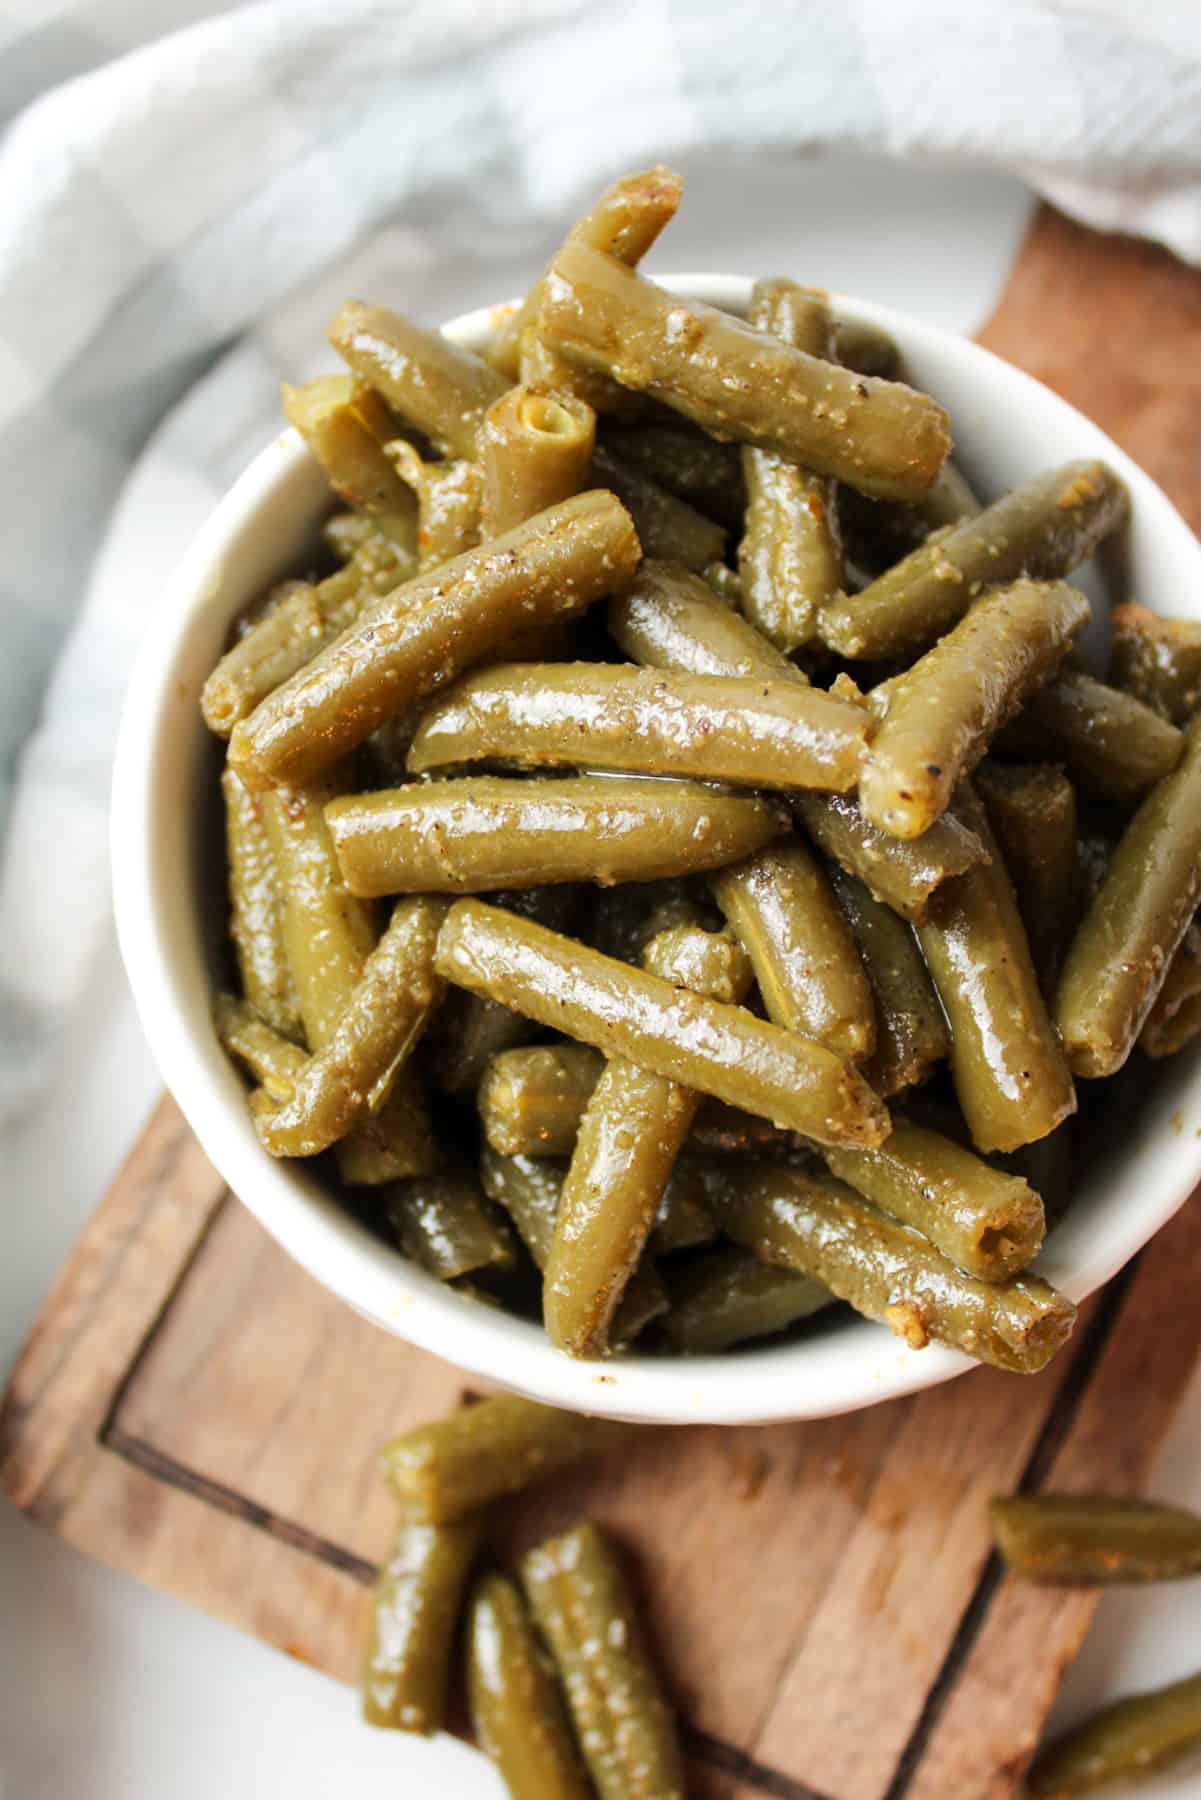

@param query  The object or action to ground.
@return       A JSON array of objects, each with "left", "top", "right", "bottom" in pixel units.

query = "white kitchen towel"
[{"left": 2, "top": 0, "right": 1200, "bottom": 1121}]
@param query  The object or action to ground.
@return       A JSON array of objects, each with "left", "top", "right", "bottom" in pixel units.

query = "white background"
[{"left": 3, "top": 153, "right": 1200, "bottom": 1798}]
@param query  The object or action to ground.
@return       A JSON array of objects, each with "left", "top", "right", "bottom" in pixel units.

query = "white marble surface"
[{"left": 2, "top": 153, "right": 1198, "bottom": 1798}]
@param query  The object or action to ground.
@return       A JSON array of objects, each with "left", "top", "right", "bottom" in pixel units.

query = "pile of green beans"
[
  {"left": 361, "top": 1393, "right": 685, "bottom": 1795},
  {"left": 207, "top": 161, "right": 1199, "bottom": 1383}
]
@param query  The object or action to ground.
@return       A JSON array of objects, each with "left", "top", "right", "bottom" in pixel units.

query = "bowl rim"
[{"left": 111, "top": 273, "right": 1201, "bottom": 1425}]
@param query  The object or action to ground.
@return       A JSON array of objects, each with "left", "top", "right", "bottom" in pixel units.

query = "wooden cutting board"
[{"left": 5, "top": 205, "right": 1201, "bottom": 1800}]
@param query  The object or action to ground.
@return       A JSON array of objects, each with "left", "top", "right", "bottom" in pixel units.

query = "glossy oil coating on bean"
[
  {"left": 427, "top": 885, "right": 581, "bottom": 1096},
  {"left": 282, "top": 374, "right": 417, "bottom": 517},
  {"left": 711, "top": 838, "right": 876, "bottom": 1061},
  {"left": 545, "top": 920, "right": 752, "bottom": 1357},
  {"left": 251, "top": 896, "right": 448, "bottom": 1157},
  {"left": 361, "top": 1509, "right": 484, "bottom": 1733},
  {"left": 860, "top": 579, "right": 1090, "bottom": 840},
  {"left": 488, "top": 164, "right": 683, "bottom": 383},
  {"left": 1027, "top": 1671, "right": 1201, "bottom": 1797},
  {"left": 591, "top": 442, "right": 727, "bottom": 571},
  {"left": 387, "top": 441, "right": 482, "bottom": 570},
  {"left": 437, "top": 900, "right": 890, "bottom": 1143},
  {"left": 521, "top": 1521, "right": 686, "bottom": 1800},
  {"left": 381, "top": 1395, "right": 633, "bottom": 1524},
  {"left": 1056, "top": 713, "right": 1201, "bottom": 1077},
  {"left": 537, "top": 241, "right": 950, "bottom": 501},
  {"left": 998, "top": 668, "right": 1184, "bottom": 803},
  {"left": 820, "top": 461, "right": 1127, "bottom": 660},
  {"left": 817, "top": 1121, "right": 1045, "bottom": 1282},
  {"left": 665, "top": 1246, "right": 833, "bottom": 1352},
  {"left": 330, "top": 300, "right": 507, "bottom": 458},
  {"left": 608, "top": 561, "right": 984, "bottom": 918},
  {"left": 221, "top": 766, "right": 303, "bottom": 1038},
  {"left": 976, "top": 761, "right": 1079, "bottom": 992},
  {"left": 467, "top": 1571, "right": 592, "bottom": 1800},
  {"left": 1110, "top": 601, "right": 1201, "bottom": 725},
  {"left": 917, "top": 784, "right": 1077, "bottom": 1152},
  {"left": 214, "top": 994, "right": 307, "bottom": 1099},
  {"left": 991, "top": 1493, "right": 1201, "bottom": 1585},
  {"left": 385, "top": 1167, "right": 516, "bottom": 1281},
  {"left": 328, "top": 775, "right": 788, "bottom": 896},
  {"left": 480, "top": 385, "right": 596, "bottom": 538},
  {"left": 229, "top": 490, "right": 642, "bottom": 791},
  {"left": 828, "top": 868, "right": 948, "bottom": 1095},
  {"left": 409, "top": 661, "right": 870, "bottom": 792},
  {"left": 603, "top": 421, "right": 745, "bottom": 529},
  {"left": 738, "top": 280, "right": 843, "bottom": 651},
  {"left": 697, "top": 1160, "right": 1076, "bottom": 1372},
  {"left": 201, "top": 549, "right": 404, "bottom": 737}
]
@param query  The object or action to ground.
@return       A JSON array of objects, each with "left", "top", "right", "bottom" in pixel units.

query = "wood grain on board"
[{"left": 5, "top": 205, "right": 1201, "bottom": 1799}]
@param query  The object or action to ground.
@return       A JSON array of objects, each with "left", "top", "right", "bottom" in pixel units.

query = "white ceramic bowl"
[{"left": 112, "top": 275, "right": 1201, "bottom": 1425}]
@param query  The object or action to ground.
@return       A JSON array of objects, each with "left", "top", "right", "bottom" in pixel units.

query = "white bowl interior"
[{"left": 112, "top": 276, "right": 1201, "bottom": 1425}]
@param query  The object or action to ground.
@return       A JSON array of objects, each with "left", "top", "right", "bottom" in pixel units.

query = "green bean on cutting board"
[
  {"left": 466, "top": 1571, "right": 592, "bottom": 1800},
  {"left": 1027, "top": 1671, "right": 1201, "bottom": 1797},
  {"left": 362, "top": 1508, "right": 485, "bottom": 1733},
  {"left": 991, "top": 1493, "right": 1201, "bottom": 1585}
]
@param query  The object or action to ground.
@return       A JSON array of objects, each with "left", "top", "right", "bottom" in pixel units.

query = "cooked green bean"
[
  {"left": 201, "top": 546, "right": 406, "bottom": 737},
  {"left": 738, "top": 280, "right": 843, "bottom": 651},
  {"left": 521, "top": 1521, "right": 685, "bottom": 1800},
  {"left": 697, "top": 1159, "right": 1075, "bottom": 1372},
  {"left": 816, "top": 1121, "right": 1045, "bottom": 1282},
  {"left": 385, "top": 1166, "right": 516, "bottom": 1281},
  {"left": 327, "top": 775, "right": 789, "bottom": 896},
  {"left": 828, "top": 867, "right": 948, "bottom": 1095},
  {"left": 545, "top": 920, "right": 752, "bottom": 1357},
  {"left": 381, "top": 1395, "right": 632, "bottom": 1523},
  {"left": 387, "top": 441, "right": 481, "bottom": 570},
  {"left": 260, "top": 778, "right": 437, "bottom": 1182},
  {"left": 665, "top": 1246, "right": 833, "bottom": 1352},
  {"left": 250, "top": 897, "right": 448, "bottom": 1157},
  {"left": 608, "top": 560, "right": 985, "bottom": 919},
  {"left": 1056, "top": 714, "right": 1201, "bottom": 1076},
  {"left": 998, "top": 669, "right": 1184, "bottom": 803},
  {"left": 428, "top": 887, "right": 581, "bottom": 1097},
  {"left": 221, "top": 766, "right": 303, "bottom": 1038},
  {"left": 536, "top": 242, "right": 950, "bottom": 501},
  {"left": 476, "top": 1147, "right": 666, "bottom": 1346},
  {"left": 1110, "top": 600, "right": 1201, "bottom": 726},
  {"left": 489, "top": 164, "right": 684, "bottom": 383},
  {"left": 409, "top": 661, "right": 870, "bottom": 791},
  {"left": 281, "top": 374, "right": 417, "bottom": 518},
  {"left": 479, "top": 385, "right": 596, "bottom": 537},
  {"left": 976, "top": 761, "right": 1079, "bottom": 991},
  {"left": 602, "top": 421, "right": 745, "bottom": 529},
  {"left": 711, "top": 838, "right": 876, "bottom": 1061},
  {"left": 435, "top": 900, "right": 890, "bottom": 1144},
  {"left": 1027, "top": 1670, "right": 1201, "bottom": 1797},
  {"left": 590, "top": 443, "right": 727, "bottom": 570},
  {"left": 703, "top": 559, "right": 742, "bottom": 603},
  {"left": 833, "top": 314, "right": 901, "bottom": 379},
  {"left": 467, "top": 1571, "right": 592, "bottom": 1800},
  {"left": 917, "top": 782, "right": 1077, "bottom": 1152},
  {"left": 992, "top": 1493, "right": 1201, "bottom": 1585},
  {"left": 330, "top": 300, "right": 507, "bottom": 459},
  {"left": 214, "top": 993, "right": 307, "bottom": 1099},
  {"left": 1141, "top": 925, "right": 1201, "bottom": 1058},
  {"left": 479, "top": 1044, "right": 606, "bottom": 1155},
  {"left": 229, "top": 490, "right": 641, "bottom": 790},
  {"left": 860, "top": 579, "right": 1090, "bottom": 839},
  {"left": 361, "top": 1509, "right": 484, "bottom": 1732},
  {"left": 820, "top": 461, "right": 1128, "bottom": 660}
]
